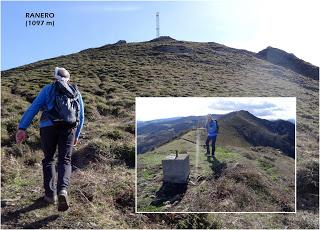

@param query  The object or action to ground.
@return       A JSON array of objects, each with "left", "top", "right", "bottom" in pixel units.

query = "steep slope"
[
  {"left": 256, "top": 46, "right": 319, "bottom": 80},
  {"left": 1, "top": 37, "right": 319, "bottom": 228}
]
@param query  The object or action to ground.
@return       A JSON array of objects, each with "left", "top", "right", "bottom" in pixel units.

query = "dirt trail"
[{"left": 195, "top": 128, "right": 200, "bottom": 178}]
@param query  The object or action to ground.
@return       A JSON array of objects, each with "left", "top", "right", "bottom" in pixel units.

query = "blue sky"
[
  {"left": 1, "top": 0, "right": 319, "bottom": 70},
  {"left": 136, "top": 97, "right": 296, "bottom": 121}
]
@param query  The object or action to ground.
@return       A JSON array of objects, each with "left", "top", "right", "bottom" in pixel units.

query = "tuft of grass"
[
  {"left": 297, "top": 160, "right": 319, "bottom": 211},
  {"left": 257, "top": 157, "right": 279, "bottom": 180},
  {"left": 110, "top": 141, "right": 135, "bottom": 168},
  {"left": 13, "top": 176, "right": 29, "bottom": 187},
  {"left": 258, "top": 157, "right": 273, "bottom": 171},
  {"left": 102, "top": 129, "right": 124, "bottom": 140},
  {"left": 176, "top": 214, "right": 221, "bottom": 229},
  {"left": 142, "top": 168, "right": 154, "bottom": 180}
]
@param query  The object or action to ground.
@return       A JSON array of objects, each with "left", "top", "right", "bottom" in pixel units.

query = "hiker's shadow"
[
  {"left": 22, "top": 214, "right": 59, "bottom": 229},
  {"left": 1, "top": 197, "right": 55, "bottom": 225},
  {"left": 150, "top": 182, "right": 187, "bottom": 207},
  {"left": 207, "top": 156, "right": 226, "bottom": 178}
]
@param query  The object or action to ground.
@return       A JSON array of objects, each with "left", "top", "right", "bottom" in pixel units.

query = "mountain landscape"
[
  {"left": 1, "top": 37, "right": 319, "bottom": 228},
  {"left": 137, "top": 111, "right": 296, "bottom": 212},
  {"left": 137, "top": 111, "right": 295, "bottom": 157},
  {"left": 137, "top": 115, "right": 208, "bottom": 154}
]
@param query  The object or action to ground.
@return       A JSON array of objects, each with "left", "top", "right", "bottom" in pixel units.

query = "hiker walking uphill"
[
  {"left": 15, "top": 67, "right": 84, "bottom": 212},
  {"left": 205, "top": 114, "right": 219, "bottom": 158}
]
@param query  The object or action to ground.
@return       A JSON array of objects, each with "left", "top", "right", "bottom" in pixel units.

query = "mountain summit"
[
  {"left": 218, "top": 110, "right": 295, "bottom": 157},
  {"left": 256, "top": 46, "right": 319, "bottom": 79}
]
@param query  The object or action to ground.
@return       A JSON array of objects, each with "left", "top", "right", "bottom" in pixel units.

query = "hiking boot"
[
  {"left": 43, "top": 195, "right": 57, "bottom": 204},
  {"left": 58, "top": 189, "right": 69, "bottom": 211}
]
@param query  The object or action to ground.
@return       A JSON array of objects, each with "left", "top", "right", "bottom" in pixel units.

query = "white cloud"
[{"left": 136, "top": 97, "right": 296, "bottom": 121}]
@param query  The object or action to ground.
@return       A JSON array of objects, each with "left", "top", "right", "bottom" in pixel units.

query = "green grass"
[
  {"left": 216, "top": 147, "right": 243, "bottom": 161},
  {"left": 138, "top": 205, "right": 163, "bottom": 212},
  {"left": 137, "top": 130, "right": 256, "bottom": 211},
  {"left": 139, "top": 151, "right": 166, "bottom": 166},
  {"left": 1, "top": 37, "right": 318, "bottom": 228},
  {"left": 257, "top": 157, "right": 279, "bottom": 181},
  {"left": 258, "top": 157, "right": 274, "bottom": 171},
  {"left": 139, "top": 130, "right": 242, "bottom": 173},
  {"left": 142, "top": 168, "right": 154, "bottom": 180},
  {"left": 12, "top": 176, "right": 29, "bottom": 187},
  {"left": 137, "top": 129, "right": 297, "bottom": 212}
]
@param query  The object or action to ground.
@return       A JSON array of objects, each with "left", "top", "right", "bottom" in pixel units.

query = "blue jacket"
[
  {"left": 206, "top": 120, "right": 218, "bottom": 137},
  {"left": 18, "top": 83, "right": 84, "bottom": 139}
]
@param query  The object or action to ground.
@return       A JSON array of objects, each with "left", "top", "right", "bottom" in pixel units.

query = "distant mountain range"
[
  {"left": 137, "top": 110, "right": 295, "bottom": 157},
  {"left": 137, "top": 115, "right": 208, "bottom": 154},
  {"left": 137, "top": 117, "right": 184, "bottom": 127}
]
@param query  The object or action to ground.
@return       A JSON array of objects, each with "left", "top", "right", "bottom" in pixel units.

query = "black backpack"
[{"left": 47, "top": 81, "right": 81, "bottom": 127}]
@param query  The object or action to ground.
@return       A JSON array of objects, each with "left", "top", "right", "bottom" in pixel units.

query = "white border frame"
[{"left": 135, "top": 97, "right": 297, "bottom": 214}]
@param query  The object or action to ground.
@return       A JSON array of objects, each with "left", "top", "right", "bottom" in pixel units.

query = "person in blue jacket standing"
[
  {"left": 205, "top": 114, "right": 219, "bottom": 158},
  {"left": 15, "top": 67, "right": 84, "bottom": 211}
]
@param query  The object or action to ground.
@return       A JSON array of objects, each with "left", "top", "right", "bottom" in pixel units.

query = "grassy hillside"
[
  {"left": 1, "top": 37, "right": 319, "bottom": 228},
  {"left": 137, "top": 129, "right": 295, "bottom": 212},
  {"left": 217, "top": 110, "right": 295, "bottom": 157}
]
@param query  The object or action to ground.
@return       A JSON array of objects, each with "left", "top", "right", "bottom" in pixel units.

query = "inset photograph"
[{"left": 136, "top": 97, "right": 296, "bottom": 213}]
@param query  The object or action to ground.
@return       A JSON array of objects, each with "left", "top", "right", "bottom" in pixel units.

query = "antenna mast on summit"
[{"left": 156, "top": 12, "right": 160, "bottom": 38}]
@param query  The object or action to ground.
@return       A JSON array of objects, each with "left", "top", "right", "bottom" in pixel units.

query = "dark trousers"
[
  {"left": 206, "top": 135, "right": 217, "bottom": 156},
  {"left": 40, "top": 125, "right": 75, "bottom": 197}
]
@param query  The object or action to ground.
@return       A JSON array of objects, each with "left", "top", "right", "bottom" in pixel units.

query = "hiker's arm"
[
  {"left": 18, "top": 86, "right": 47, "bottom": 130},
  {"left": 75, "top": 93, "right": 84, "bottom": 140}
]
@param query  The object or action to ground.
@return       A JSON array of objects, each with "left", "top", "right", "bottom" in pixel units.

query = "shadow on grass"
[
  {"left": 150, "top": 182, "right": 187, "bottom": 207},
  {"left": 1, "top": 197, "right": 55, "bottom": 225},
  {"left": 207, "top": 156, "right": 227, "bottom": 178},
  {"left": 22, "top": 214, "right": 59, "bottom": 229}
]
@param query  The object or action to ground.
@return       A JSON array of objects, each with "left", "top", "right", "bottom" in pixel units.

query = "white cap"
[{"left": 54, "top": 67, "right": 70, "bottom": 82}]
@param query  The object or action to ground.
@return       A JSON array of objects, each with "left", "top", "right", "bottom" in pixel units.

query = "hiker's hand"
[
  {"left": 16, "top": 130, "right": 27, "bottom": 144},
  {"left": 74, "top": 138, "right": 79, "bottom": 146}
]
